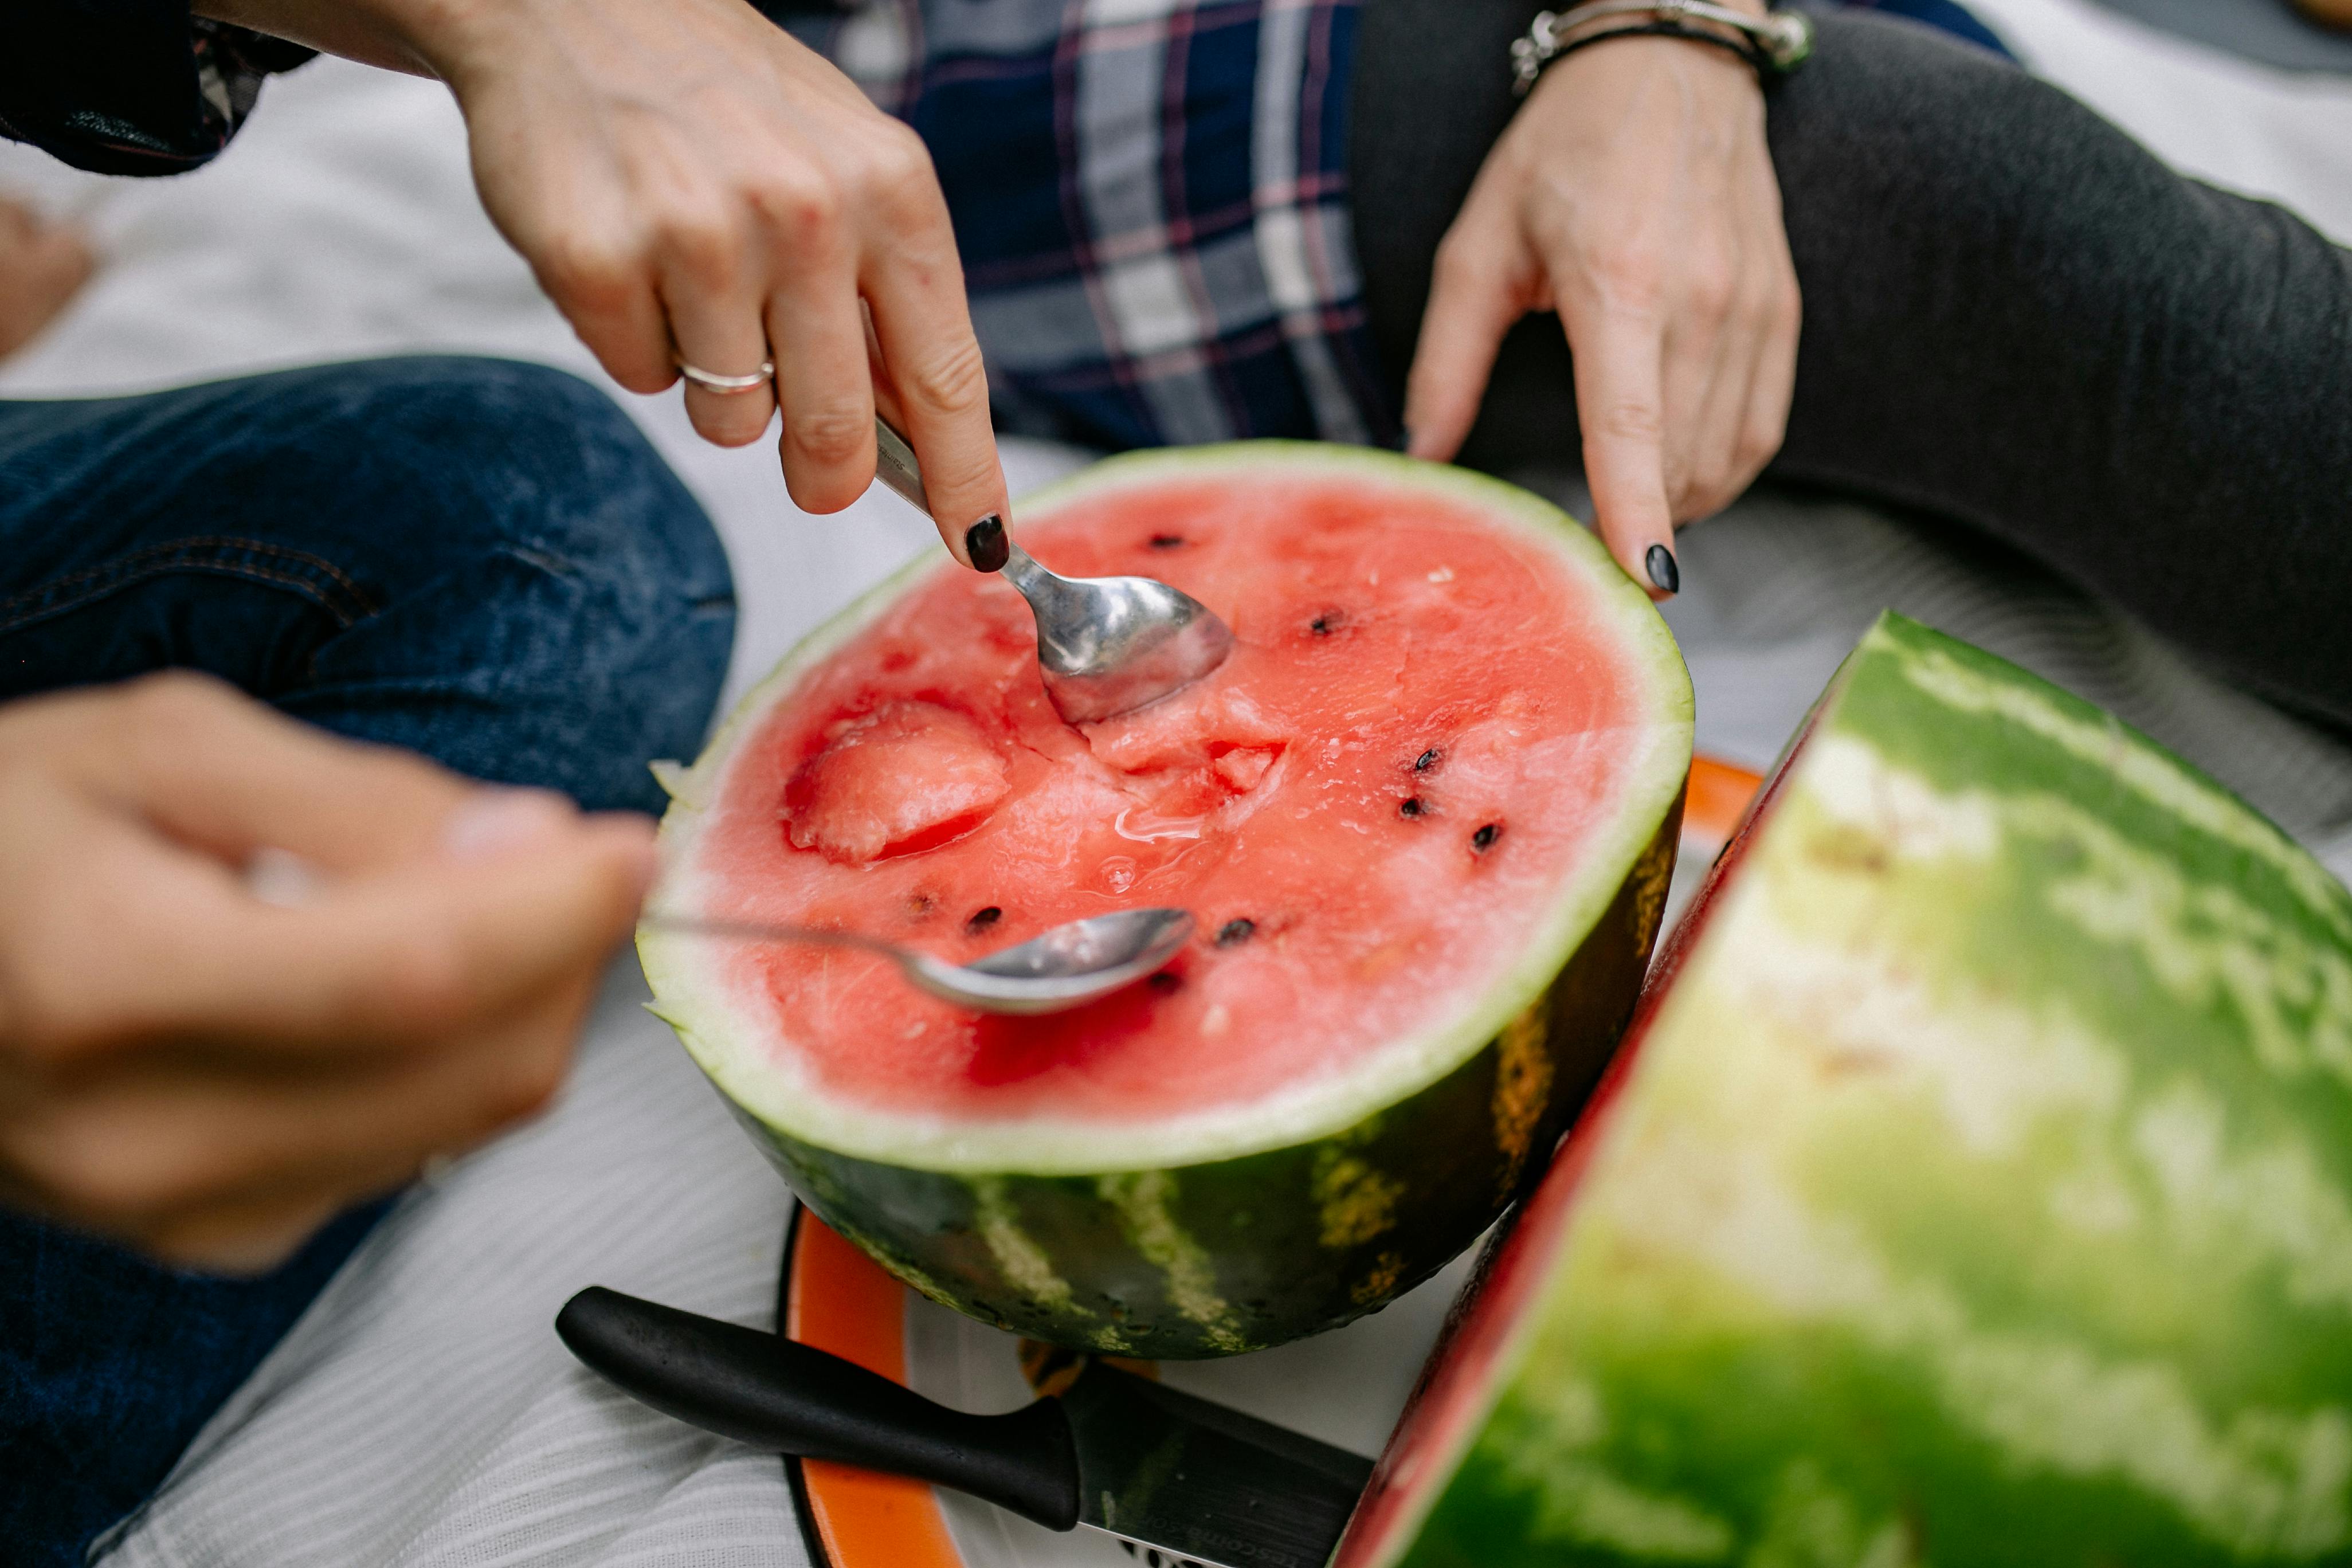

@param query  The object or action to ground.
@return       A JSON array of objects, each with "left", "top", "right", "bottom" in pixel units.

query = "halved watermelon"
[
  {"left": 641, "top": 443, "right": 1692, "bottom": 1358},
  {"left": 1336, "top": 612, "right": 2352, "bottom": 1565}
]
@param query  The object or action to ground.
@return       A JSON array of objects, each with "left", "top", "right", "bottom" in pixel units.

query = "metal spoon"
[
  {"left": 871, "top": 418, "right": 1235, "bottom": 724},
  {"left": 641, "top": 907, "right": 1194, "bottom": 1016}
]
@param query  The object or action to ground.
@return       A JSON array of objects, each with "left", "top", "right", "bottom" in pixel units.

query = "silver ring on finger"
[{"left": 675, "top": 356, "right": 775, "bottom": 395}]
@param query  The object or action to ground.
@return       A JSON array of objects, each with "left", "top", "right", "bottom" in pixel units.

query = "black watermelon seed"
[
  {"left": 1399, "top": 797, "right": 1426, "bottom": 818},
  {"left": 1216, "top": 918, "right": 1257, "bottom": 947},
  {"left": 1149, "top": 532, "right": 1186, "bottom": 549},
  {"left": 1472, "top": 822, "right": 1502, "bottom": 853},
  {"left": 1148, "top": 971, "right": 1183, "bottom": 993},
  {"left": 1309, "top": 611, "right": 1341, "bottom": 636},
  {"left": 965, "top": 905, "right": 1003, "bottom": 934},
  {"left": 1414, "top": 748, "right": 1441, "bottom": 773}
]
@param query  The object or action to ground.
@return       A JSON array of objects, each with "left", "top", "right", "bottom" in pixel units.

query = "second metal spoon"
[
  {"left": 871, "top": 418, "right": 1234, "bottom": 724},
  {"left": 641, "top": 908, "right": 1194, "bottom": 1016}
]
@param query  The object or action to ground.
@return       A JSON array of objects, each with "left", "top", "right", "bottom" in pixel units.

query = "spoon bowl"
[
  {"left": 1002, "top": 543, "right": 1234, "bottom": 724},
  {"left": 871, "top": 418, "right": 1235, "bottom": 723},
  {"left": 640, "top": 908, "right": 1195, "bottom": 1016}
]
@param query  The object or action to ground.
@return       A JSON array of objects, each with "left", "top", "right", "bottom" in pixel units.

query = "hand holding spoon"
[
  {"left": 646, "top": 429, "right": 1220, "bottom": 1013},
  {"left": 872, "top": 418, "right": 1234, "bottom": 723},
  {"left": 640, "top": 908, "right": 1194, "bottom": 1015},
  {"left": 248, "top": 851, "right": 1191, "bottom": 1016}
]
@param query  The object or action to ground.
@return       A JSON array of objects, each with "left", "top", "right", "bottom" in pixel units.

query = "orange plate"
[
  {"left": 1685, "top": 754, "right": 1760, "bottom": 848},
  {"left": 779, "top": 756, "right": 1764, "bottom": 1567},
  {"left": 782, "top": 1210, "right": 967, "bottom": 1568}
]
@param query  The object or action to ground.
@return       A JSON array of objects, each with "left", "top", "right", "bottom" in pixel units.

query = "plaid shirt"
[
  {"left": 4, "top": 0, "right": 1389, "bottom": 452},
  {"left": 777, "top": 0, "right": 1390, "bottom": 452}
]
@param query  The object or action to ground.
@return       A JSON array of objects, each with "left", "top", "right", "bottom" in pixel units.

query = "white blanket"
[{"left": 0, "top": 3, "right": 2345, "bottom": 1561}]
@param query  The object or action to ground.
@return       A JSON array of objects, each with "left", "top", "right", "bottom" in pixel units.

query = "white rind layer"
[{"left": 637, "top": 442, "right": 1694, "bottom": 1175}]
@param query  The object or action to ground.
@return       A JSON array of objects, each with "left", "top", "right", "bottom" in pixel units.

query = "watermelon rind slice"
[
  {"left": 639, "top": 442, "right": 1695, "bottom": 1355},
  {"left": 1338, "top": 611, "right": 2352, "bottom": 1563}
]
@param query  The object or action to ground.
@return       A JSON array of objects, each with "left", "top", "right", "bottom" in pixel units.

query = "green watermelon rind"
[
  {"left": 1361, "top": 612, "right": 2352, "bottom": 1566},
  {"left": 640, "top": 441, "right": 1694, "bottom": 1176}
]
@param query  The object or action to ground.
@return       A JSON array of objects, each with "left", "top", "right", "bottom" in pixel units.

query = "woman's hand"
[
  {"left": 203, "top": 0, "right": 1011, "bottom": 567},
  {"left": 1404, "top": 31, "right": 1800, "bottom": 597},
  {"left": 0, "top": 676, "right": 654, "bottom": 1271}
]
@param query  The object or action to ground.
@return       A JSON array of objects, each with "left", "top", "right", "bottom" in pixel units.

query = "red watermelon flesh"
[
  {"left": 687, "top": 471, "right": 1660, "bottom": 1128},
  {"left": 642, "top": 444, "right": 1691, "bottom": 1356}
]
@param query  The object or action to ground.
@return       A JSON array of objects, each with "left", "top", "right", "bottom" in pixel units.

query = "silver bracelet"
[{"left": 1511, "top": 2, "right": 1816, "bottom": 95}]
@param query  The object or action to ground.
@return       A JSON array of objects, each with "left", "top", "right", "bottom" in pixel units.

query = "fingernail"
[
  {"left": 441, "top": 787, "right": 576, "bottom": 861},
  {"left": 1645, "top": 543, "right": 1680, "bottom": 596},
  {"left": 965, "top": 514, "right": 1009, "bottom": 573}
]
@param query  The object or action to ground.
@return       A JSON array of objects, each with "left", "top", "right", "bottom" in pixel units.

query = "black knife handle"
[{"left": 556, "top": 1286, "right": 1081, "bottom": 1530}]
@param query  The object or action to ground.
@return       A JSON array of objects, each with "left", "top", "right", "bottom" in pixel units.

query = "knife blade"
[
  {"left": 556, "top": 1286, "right": 1370, "bottom": 1568},
  {"left": 1058, "top": 1360, "right": 1370, "bottom": 1568}
]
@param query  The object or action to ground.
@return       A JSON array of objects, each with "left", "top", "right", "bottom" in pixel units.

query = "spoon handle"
[
  {"left": 872, "top": 417, "right": 1051, "bottom": 587},
  {"left": 872, "top": 416, "right": 932, "bottom": 518},
  {"left": 638, "top": 912, "right": 910, "bottom": 968}
]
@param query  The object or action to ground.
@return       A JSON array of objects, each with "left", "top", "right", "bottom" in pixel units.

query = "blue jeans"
[{"left": 0, "top": 356, "right": 736, "bottom": 1565}]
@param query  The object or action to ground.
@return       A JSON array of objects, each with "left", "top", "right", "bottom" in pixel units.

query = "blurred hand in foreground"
[
  {"left": 0, "top": 196, "right": 95, "bottom": 359},
  {"left": 0, "top": 675, "right": 654, "bottom": 1271},
  {"left": 1405, "top": 28, "right": 1801, "bottom": 598},
  {"left": 202, "top": 0, "right": 1011, "bottom": 567}
]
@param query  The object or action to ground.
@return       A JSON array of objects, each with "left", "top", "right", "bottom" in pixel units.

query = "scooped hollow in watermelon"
[
  {"left": 1335, "top": 611, "right": 2352, "bottom": 1566},
  {"left": 640, "top": 442, "right": 1692, "bottom": 1358}
]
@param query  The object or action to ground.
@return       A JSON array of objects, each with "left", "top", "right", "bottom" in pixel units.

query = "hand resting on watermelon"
[
  {"left": 197, "top": 0, "right": 1013, "bottom": 569},
  {"left": 1404, "top": 18, "right": 1800, "bottom": 601},
  {"left": 0, "top": 675, "right": 656, "bottom": 1271}
]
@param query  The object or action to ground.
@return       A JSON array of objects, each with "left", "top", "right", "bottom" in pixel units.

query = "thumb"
[{"left": 0, "top": 216, "right": 95, "bottom": 358}]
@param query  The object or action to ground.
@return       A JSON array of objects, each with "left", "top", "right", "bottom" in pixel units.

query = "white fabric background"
[{"left": 0, "top": 2, "right": 2345, "bottom": 1560}]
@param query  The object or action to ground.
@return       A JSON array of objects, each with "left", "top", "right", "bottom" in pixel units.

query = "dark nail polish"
[
  {"left": 965, "top": 514, "right": 1009, "bottom": 573},
  {"left": 1645, "top": 543, "right": 1680, "bottom": 595}
]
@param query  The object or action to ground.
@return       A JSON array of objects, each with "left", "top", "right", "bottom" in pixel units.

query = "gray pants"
[{"left": 1352, "top": 5, "right": 2352, "bottom": 732}]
